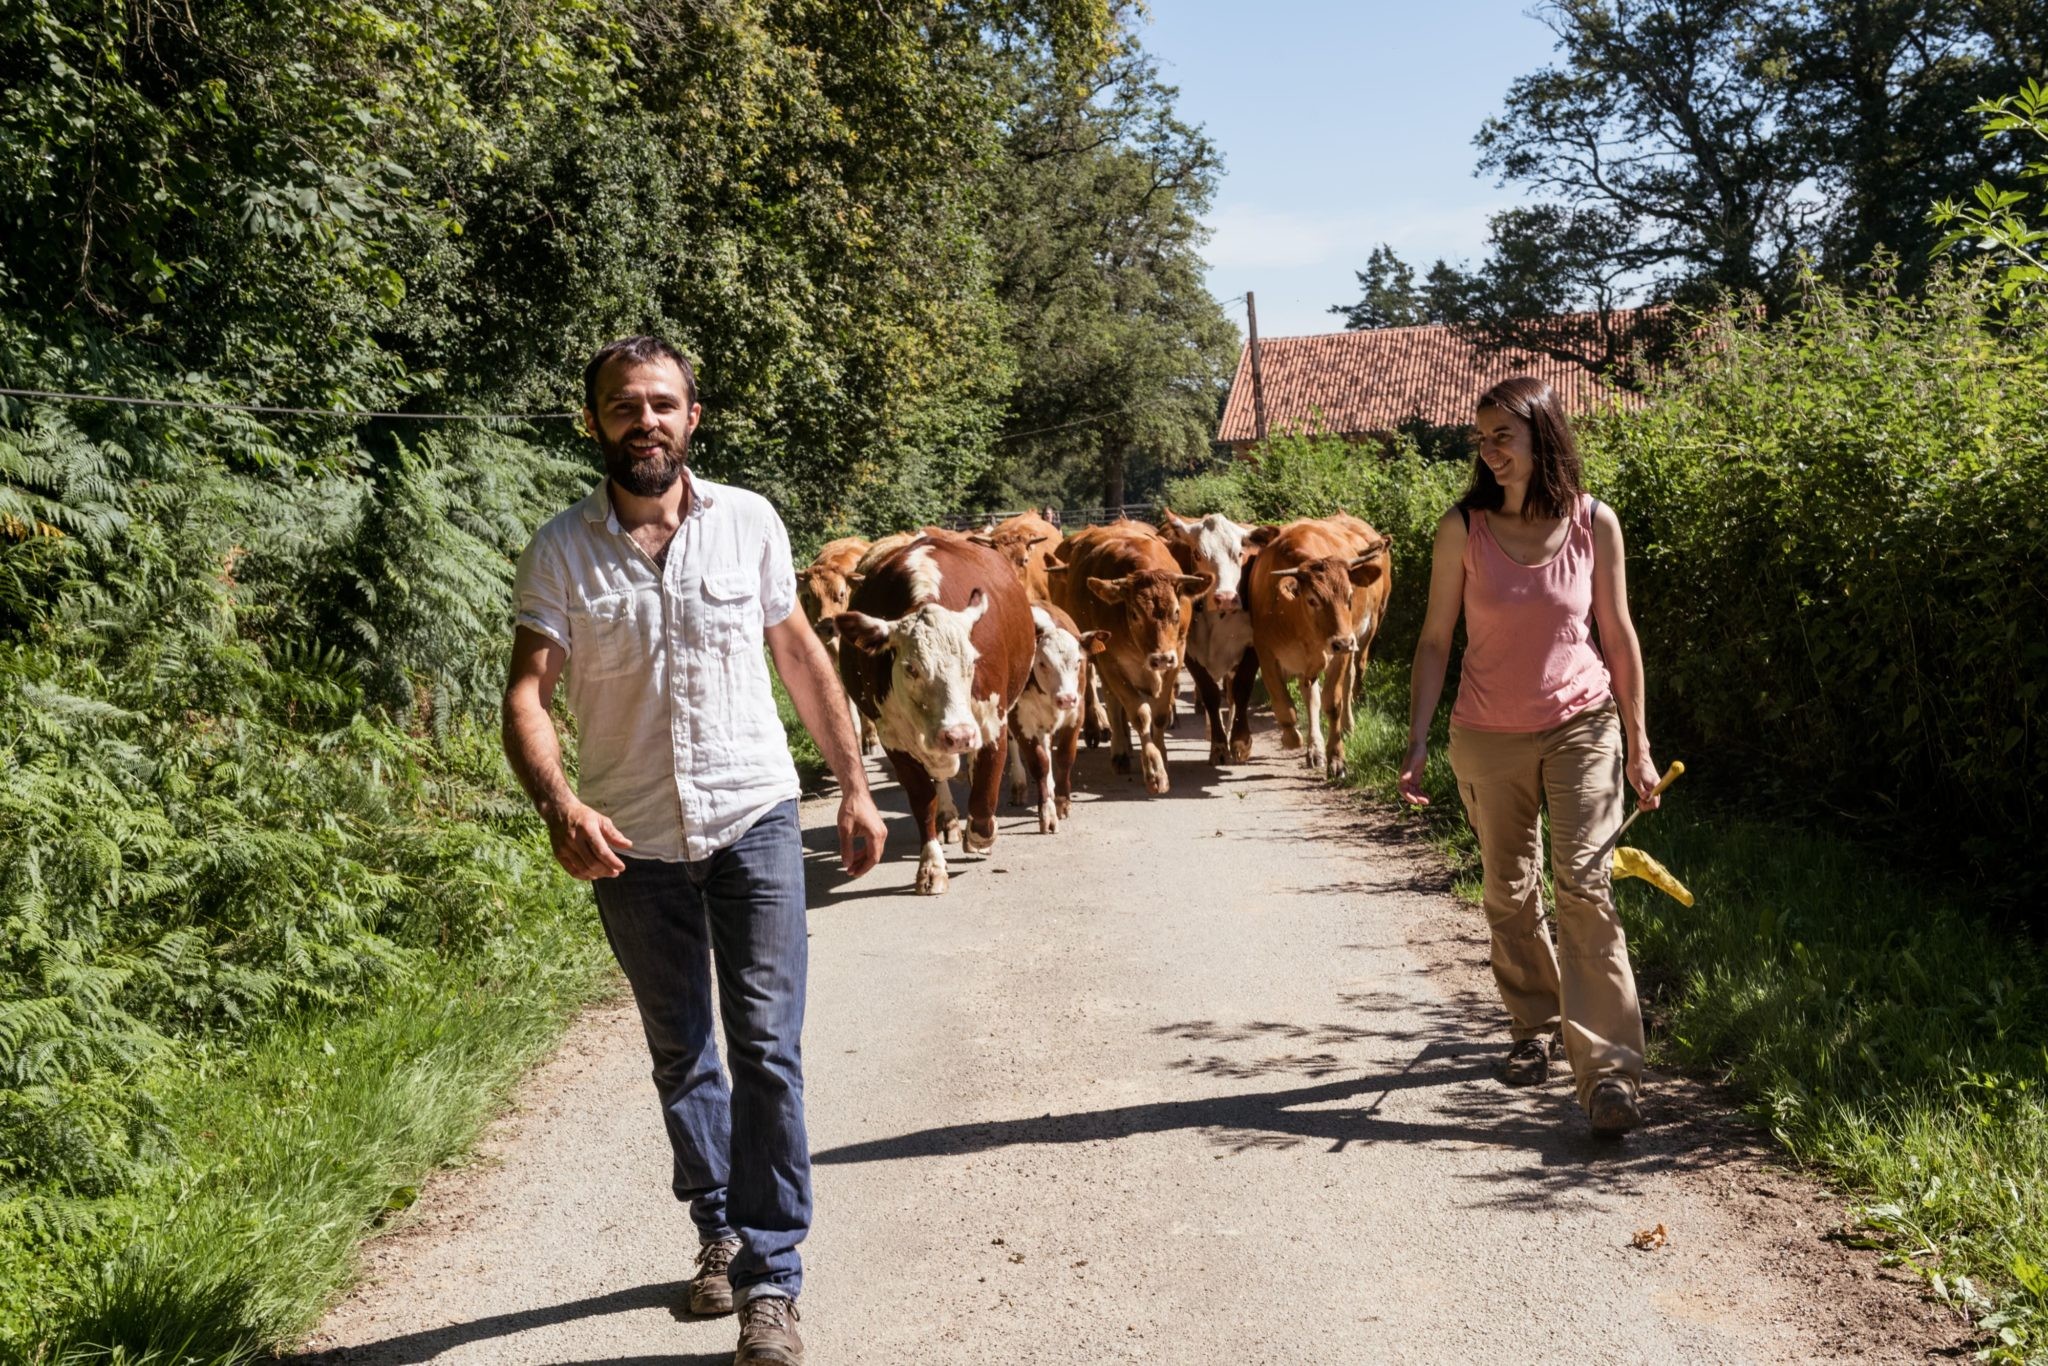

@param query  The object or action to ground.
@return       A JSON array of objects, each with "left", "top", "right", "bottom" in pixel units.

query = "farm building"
[{"left": 1216, "top": 309, "right": 1658, "bottom": 456}]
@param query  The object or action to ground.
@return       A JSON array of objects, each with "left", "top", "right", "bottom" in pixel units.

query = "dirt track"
[{"left": 299, "top": 709, "right": 1963, "bottom": 1365}]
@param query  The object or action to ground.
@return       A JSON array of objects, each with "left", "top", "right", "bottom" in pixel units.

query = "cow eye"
[{"left": 904, "top": 662, "right": 924, "bottom": 680}]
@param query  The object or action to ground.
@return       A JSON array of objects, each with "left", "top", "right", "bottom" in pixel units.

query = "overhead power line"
[{"left": 0, "top": 386, "right": 576, "bottom": 423}]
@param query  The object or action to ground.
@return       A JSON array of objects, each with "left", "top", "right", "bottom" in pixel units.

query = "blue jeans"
[{"left": 591, "top": 799, "right": 810, "bottom": 1300}]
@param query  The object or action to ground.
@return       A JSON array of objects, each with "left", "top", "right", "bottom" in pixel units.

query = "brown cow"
[
  {"left": 1005, "top": 603, "right": 1107, "bottom": 832},
  {"left": 836, "top": 535, "right": 1034, "bottom": 894},
  {"left": 1159, "top": 508, "right": 1278, "bottom": 764},
  {"left": 1048, "top": 521, "right": 1209, "bottom": 794},
  {"left": 799, "top": 535, "right": 873, "bottom": 752},
  {"left": 971, "top": 511, "right": 1061, "bottom": 605},
  {"left": 1246, "top": 517, "right": 1391, "bottom": 781}
]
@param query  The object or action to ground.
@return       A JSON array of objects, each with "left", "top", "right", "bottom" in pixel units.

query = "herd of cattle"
[{"left": 798, "top": 511, "right": 1393, "bottom": 894}]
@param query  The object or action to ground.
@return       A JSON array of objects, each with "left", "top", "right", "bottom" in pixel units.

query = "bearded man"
[{"left": 503, "top": 335, "right": 886, "bottom": 1365}]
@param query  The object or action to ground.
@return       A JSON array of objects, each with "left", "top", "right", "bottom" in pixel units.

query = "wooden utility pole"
[{"left": 1246, "top": 290, "right": 1269, "bottom": 445}]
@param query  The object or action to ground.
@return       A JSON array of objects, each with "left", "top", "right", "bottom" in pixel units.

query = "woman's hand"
[
  {"left": 1626, "top": 748, "right": 1662, "bottom": 811},
  {"left": 1398, "top": 738, "right": 1431, "bottom": 806}
]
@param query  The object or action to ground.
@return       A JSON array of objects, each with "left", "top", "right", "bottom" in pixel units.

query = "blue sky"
[{"left": 1138, "top": 1, "right": 1564, "bottom": 338}]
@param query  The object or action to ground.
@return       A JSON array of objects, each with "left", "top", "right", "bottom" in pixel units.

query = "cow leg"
[
  {"left": 963, "top": 730, "right": 1006, "bottom": 854},
  {"left": 889, "top": 750, "right": 948, "bottom": 895},
  {"left": 1006, "top": 720, "right": 1029, "bottom": 808},
  {"left": 1188, "top": 658, "right": 1228, "bottom": 765},
  {"left": 1107, "top": 691, "right": 1134, "bottom": 775},
  {"left": 1028, "top": 734, "right": 1056, "bottom": 832},
  {"left": 936, "top": 777, "right": 960, "bottom": 845},
  {"left": 1301, "top": 669, "right": 1325, "bottom": 769},
  {"left": 1136, "top": 690, "right": 1171, "bottom": 795},
  {"left": 1261, "top": 647, "right": 1302, "bottom": 750},
  {"left": 1325, "top": 653, "right": 1352, "bottom": 781},
  {"left": 1228, "top": 645, "right": 1259, "bottom": 763},
  {"left": 1082, "top": 670, "right": 1110, "bottom": 748},
  {"left": 1052, "top": 720, "right": 1080, "bottom": 822}
]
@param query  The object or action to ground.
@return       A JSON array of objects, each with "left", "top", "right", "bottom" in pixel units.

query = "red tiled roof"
[{"left": 1216, "top": 312, "right": 1654, "bottom": 445}]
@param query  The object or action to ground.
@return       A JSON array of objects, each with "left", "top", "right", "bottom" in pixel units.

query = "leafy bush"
[{"left": 1585, "top": 268, "right": 2048, "bottom": 888}]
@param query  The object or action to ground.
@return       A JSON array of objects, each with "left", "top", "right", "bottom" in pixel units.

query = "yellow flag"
[{"left": 1613, "top": 846, "right": 1694, "bottom": 906}]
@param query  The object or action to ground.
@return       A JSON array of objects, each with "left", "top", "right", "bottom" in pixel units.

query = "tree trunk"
[{"left": 1101, "top": 450, "right": 1125, "bottom": 515}]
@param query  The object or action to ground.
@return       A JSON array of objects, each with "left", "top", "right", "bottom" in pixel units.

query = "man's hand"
[
  {"left": 545, "top": 800, "right": 634, "bottom": 879},
  {"left": 838, "top": 791, "right": 887, "bottom": 878}
]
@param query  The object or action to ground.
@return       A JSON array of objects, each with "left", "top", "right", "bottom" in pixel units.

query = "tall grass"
[{"left": 5, "top": 879, "right": 612, "bottom": 1366}]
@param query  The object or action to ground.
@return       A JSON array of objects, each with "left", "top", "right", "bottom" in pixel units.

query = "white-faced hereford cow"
[
  {"left": 1159, "top": 508, "right": 1279, "bottom": 765},
  {"left": 1048, "top": 521, "right": 1209, "bottom": 795},
  {"left": 1005, "top": 603, "right": 1107, "bottom": 832},
  {"left": 836, "top": 535, "right": 1034, "bottom": 894},
  {"left": 1246, "top": 516, "right": 1392, "bottom": 781}
]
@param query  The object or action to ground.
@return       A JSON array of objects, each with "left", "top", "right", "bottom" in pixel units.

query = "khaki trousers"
[{"left": 1448, "top": 705, "right": 1644, "bottom": 1110}]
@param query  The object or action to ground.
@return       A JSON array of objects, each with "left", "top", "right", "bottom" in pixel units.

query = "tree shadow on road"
[{"left": 287, "top": 1281, "right": 728, "bottom": 1366}]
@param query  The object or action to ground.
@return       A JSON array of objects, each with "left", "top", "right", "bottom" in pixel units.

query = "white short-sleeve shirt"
[{"left": 513, "top": 475, "right": 802, "bottom": 861}]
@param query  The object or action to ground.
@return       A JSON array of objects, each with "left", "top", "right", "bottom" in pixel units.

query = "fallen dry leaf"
[{"left": 1632, "top": 1223, "right": 1668, "bottom": 1251}]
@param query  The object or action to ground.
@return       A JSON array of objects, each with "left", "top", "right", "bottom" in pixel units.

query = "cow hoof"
[
  {"left": 1009, "top": 783, "right": 1026, "bottom": 808},
  {"left": 916, "top": 862, "right": 950, "bottom": 895},
  {"left": 963, "top": 827, "right": 995, "bottom": 855},
  {"left": 1326, "top": 756, "right": 1346, "bottom": 782},
  {"left": 1280, "top": 727, "right": 1303, "bottom": 750},
  {"left": 1301, "top": 748, "right": 1318, "bottom": 770},
  {"left": 1039, "top": 808, "right": 1056, "bottom": 834},
  {"left": 1229, "top": 736, "right": 1253, "bottom": 764},
  {"left": 1055, "top": 797, "right": 1072, "bottom": 819},
  {"left": 1111, "top": 752, "right": 1132, "bottom": 775},
  {"left": 1207, "top": 741, "right": 1228, "bottom": 766}
]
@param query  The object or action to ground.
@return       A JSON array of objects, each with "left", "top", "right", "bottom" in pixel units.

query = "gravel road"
[{"left": 299, "top": 712, "right": 1961, "bottom": 1365}]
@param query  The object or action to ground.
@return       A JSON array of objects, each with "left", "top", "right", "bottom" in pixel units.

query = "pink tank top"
[{"left": 1450, "top": 493, "right": 1612, "bottom": 733}]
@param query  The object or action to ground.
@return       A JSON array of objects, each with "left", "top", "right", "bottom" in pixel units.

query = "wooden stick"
[{"left": 1611, "top": 760, "right": 1685, "bottom": 844}]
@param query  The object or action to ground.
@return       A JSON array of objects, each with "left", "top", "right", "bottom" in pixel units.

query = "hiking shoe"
[
  {"left": 735, "top": 1294, "right": 803, "bottom": 1365},
  {"left": 1588, "top": 1078, "right": 1644, "bottom": 1138},
  {"left": 689, "top": 1237, "right": 743, "bottom": 1316},
  {"left": 1501, "top": 1036, "right": 1553, "bottom": 1087}
]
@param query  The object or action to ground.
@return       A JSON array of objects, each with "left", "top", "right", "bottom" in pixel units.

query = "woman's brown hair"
[{"left": 1458, "top": 375, "right": 1584, "bottom": 521}]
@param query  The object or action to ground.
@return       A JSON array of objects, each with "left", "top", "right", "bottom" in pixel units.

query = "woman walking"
[{"left": 1398, "top": 376, "right": 1660, "bottom": 1137}]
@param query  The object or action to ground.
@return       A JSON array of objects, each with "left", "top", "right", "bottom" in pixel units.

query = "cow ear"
[
  {"left": 1275, "top": 574, "right": 1300, "bottom": 601},
  {"left": 960, "top": 585, "right": 990, "bottom": 624},
  {"left": 1245, "top": 524, "right": 1282, "bottom": 551},
  {"left": 1081, "top": 630, "right": 1111, "bottom": 655},
  {"left": 836, "top": 612, "right": 894, "bottom": 653},
  {"left": 1086, "top": 575, "right": 1128, "bottom": 603},
  {"left": 1158, "top": 506, "right": 1193, "bottom": 536},
  {"left": 1176, "top": 573, "right": 1212, "bottom": 599},
  {"left": 1348, "top": 554, "right": 1387, "bottom": 587},
  {"left": 968, "top": 533, "right": 996, "bottom": 548}
]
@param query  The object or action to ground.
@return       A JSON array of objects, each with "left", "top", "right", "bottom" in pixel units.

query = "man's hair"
[
  {"left": 583, "top": 335, "right": 698, "bottom": 413},
  {"left": 1458, "top": 375, "right": 1584, "bottom": 521}
]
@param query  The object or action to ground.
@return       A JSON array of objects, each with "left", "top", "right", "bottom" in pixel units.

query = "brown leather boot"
[
  {"left": 1588, "top": 1078, "right": 1644, "bottom": 1137},
  {"left": 734, "top": 1294, "right": 803, "bottom": 1365},
  {"left": 1501, "top": 1036, "right": 1553, "bottom": 1087},
  {"left": 688, "top": 1237, "right": 742, "bottom": 1316}
]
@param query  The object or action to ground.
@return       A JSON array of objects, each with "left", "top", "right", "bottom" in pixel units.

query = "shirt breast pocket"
[
  {"left": 573, "top": 590, "right": 647, "bottom": 682},
  {"left": 699, "top": 573, "right": 760, "bottom": 654}
]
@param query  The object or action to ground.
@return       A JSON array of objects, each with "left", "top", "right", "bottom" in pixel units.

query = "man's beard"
[{"left": 599, "top": 425, "right": 689, "bottom": 498}]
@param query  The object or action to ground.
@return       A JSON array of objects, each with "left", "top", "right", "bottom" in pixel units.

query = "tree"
[
  {"left": 1467, "top": 0, "right": 2048, "bottom": 308},
  {"left": 1932, "top": 78, "right": 2048, "bottom": 313},
  {"left": 1330, "top": 244, "right": 1432, "bottom": 329},
  {"left": 973, "top": 31, "right": 1239, "bottom": 513}
]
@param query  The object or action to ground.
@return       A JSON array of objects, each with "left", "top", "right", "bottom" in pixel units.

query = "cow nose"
[
  {"left": 939, "top": 723, "right": 979, "bottom": 753},
  {"left": 1147, "top": 650, "right": 1179, "bottom": 671},
  {"left": 1330, "top": 636, "right": 1358, "bottom": 654},
  {"left": 1054, "top": 691, "right": 1080, "bottom": 710}
]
